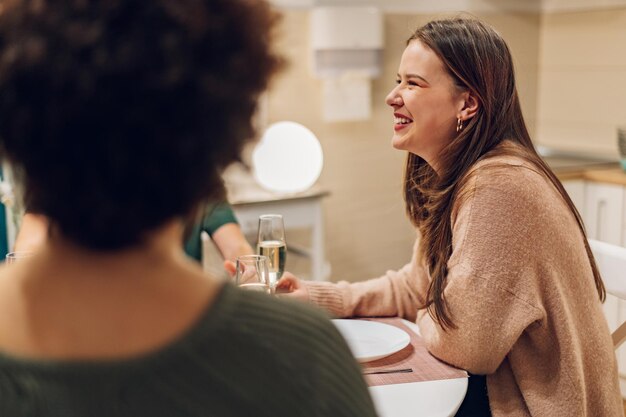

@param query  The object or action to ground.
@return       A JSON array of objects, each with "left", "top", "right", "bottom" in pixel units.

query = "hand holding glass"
[
  {"left": 257, "top": 214, "right": 286, "bottom": 289},
  {"left": 235, "top": 255, "right": 271, "bottom": 294}
]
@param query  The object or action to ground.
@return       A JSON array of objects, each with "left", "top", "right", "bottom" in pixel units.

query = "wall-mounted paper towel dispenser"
[
  {"left": 310, "top": 7, "right": 383, "bottom": 122},
  {"left": 310, "top": 6, "right": 383, "bottom": 78}
]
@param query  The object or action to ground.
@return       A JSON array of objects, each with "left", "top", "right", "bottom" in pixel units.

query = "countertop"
[{"left": 543, "top": 155, "right": 626, "bottom": 186}]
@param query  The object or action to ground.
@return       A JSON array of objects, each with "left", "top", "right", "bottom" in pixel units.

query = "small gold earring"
[{"left": 456, "top": 117, "right": 464, "bottom": 133}]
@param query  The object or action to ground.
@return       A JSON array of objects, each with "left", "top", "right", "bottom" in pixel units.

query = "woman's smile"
[{"left": 393, "top": 112, "right": 413, "bottom": 131}]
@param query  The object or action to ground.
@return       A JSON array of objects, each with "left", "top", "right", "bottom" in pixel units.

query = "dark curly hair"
[{"left": 0, "top": 0, "right": 283, "bottom": 250}]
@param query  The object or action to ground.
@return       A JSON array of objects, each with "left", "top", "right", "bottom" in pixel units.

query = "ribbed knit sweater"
[
  {"left": 305, "top": 152, "right": 623, "bottom": 416},
  {"left": 0, "top": 284, "right": 377, "bottom": 417}
]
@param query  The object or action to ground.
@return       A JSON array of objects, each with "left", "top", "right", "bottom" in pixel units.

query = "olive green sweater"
[
  {"left": 0, "top": 284, "right": 377, "bottom": 417},
  {"left": 305, "top": 152, "right": 623, "bottom": 416}
]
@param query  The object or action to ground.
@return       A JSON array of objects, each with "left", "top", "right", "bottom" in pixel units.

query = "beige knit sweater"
[{"left": 305, "top": 154, "right": 623, "bottom": 416}]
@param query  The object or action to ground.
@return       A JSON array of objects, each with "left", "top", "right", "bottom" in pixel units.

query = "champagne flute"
[
  {"left": 235, "top": 255, "right": 271, "bottom": 294},
  {"left": 257, "top": 214, "right": 286, "bottom": 289}
]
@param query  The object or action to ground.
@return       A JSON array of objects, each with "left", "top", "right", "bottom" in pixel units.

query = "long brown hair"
[{"left": 404, "top": 18, "right": 605, "bottom": 330}]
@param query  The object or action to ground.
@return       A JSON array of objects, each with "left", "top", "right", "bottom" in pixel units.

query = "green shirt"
[
  {"left": 184, "top": 201, "right": 239, "bottom": 262},
  {"left": 0, "top": 284, "right": 377, "bottom": 417}
]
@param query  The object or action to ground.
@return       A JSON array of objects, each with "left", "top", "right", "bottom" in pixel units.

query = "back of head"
[{"left": 0, "top": 0, "right": 282, "bottom": 250}]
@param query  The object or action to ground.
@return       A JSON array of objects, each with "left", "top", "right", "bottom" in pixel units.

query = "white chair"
[{"left": 589, "top": 239, "right": 626, "bottom": 349}]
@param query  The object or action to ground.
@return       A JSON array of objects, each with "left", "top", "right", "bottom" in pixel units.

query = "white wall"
[{"left": 535, "top": 7, "right": 626, "bottom": 157}]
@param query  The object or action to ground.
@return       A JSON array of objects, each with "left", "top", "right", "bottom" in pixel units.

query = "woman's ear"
[{"left": 460, "top": 90, "right": 479, "bottom": 120}]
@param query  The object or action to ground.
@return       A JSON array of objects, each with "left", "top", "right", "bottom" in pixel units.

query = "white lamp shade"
[{"left": 252, "top": 121, "right": 323, "bottom": 193}]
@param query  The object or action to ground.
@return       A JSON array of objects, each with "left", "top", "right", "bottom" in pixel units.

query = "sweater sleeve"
[
  {"left": 417, "top": 166, "right": 548, "bottom": 375},
  {"left": 304, "top": 238, "right": 430, "bottom": 321}
]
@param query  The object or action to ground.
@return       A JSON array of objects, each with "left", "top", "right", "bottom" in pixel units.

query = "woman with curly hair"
[{"left": 0, "top": 1, "right": 376, "bottom": 416}]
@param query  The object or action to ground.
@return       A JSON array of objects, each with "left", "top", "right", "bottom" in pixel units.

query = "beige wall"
[
  {"left": 536, "top": 7, "right": 626, "bottom": 156},
  {"left": 266, "top": 11, "right": 540, "bottom": 282}
]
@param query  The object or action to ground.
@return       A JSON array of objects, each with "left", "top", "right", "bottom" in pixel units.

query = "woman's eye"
[
  {"left": 408, "top": 81, "right": 418, "bottom": 87},
  {"left": 395, "top": 79, "right": 401, "bottom": 85}
]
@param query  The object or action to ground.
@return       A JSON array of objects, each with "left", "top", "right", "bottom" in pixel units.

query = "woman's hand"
[
  {"left": 225, "top": 260, "right": 309, "bottom": 301},
  {"left": 275, "top": 273, "right": 309, "bottom": 302},
  {"left": 223, "top": 260, "right": 236, "bottom": 278}
]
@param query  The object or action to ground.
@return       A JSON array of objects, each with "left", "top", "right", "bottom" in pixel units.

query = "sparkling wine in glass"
[
  {"left": 257, "top": 214, "right": 286, "bottom": 289},
  {"left": 235, "top": 255, "right": 271, "bottom": 294}
]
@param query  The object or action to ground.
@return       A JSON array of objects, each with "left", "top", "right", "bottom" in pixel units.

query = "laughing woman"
[{"left": 278, "top": 18, "right": 623, "bottom": 417}]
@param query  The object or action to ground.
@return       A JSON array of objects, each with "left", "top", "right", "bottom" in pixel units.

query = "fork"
[{"left": 362, "top": 368, "right": 413, "bottom": 375}]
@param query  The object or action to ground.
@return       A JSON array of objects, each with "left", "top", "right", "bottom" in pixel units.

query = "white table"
[
  {"left": 367, "top": 320, "right": 468, "bottom": 417},
  {"left": 225, "top": 171, "right": 330, "bottom": 281},
  {"left": 370, "top": 378, "right": 467, "bottom": 417}
]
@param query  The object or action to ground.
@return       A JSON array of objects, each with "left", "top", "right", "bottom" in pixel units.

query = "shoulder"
[
  {"left": 448, "top": 149, "right": 579, "bottom": 272},
  {"left": 458, "top": 151, "right": 556, "bottom": 214},
  {"left": 209, "top": 286, "right": 377, "bottom": 415},
  {"left": 449, "top": 148, "right": 571, "bottom": 256},
  {"left": 472, "top": 151, "right": 545, "bottom": 185},
  {"left": 202, "top": 200, "right": 238, "bottom": 235}
]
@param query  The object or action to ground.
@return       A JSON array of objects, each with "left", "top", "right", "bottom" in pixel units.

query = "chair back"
[{"left": 589, "top": 239, "right": 626, "bottom": 349}]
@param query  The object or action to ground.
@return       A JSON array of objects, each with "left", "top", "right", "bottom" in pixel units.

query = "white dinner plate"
[{"left": 332, "top": 319, "right": 411, "bottom": 363}]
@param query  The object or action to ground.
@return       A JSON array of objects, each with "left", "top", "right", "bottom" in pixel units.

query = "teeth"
[{"left": 394, "top": 117, "right": 412, "bottom": 124}]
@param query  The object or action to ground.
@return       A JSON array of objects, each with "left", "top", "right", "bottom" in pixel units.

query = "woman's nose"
[{"left": 385, "top": 89, "right": 401, "bottom": 108}]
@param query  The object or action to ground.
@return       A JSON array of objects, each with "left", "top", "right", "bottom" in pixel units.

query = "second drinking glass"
[
  {"left": 235, "top": 255, "right": 271, "bottom": 294},
  {"left": 257, "top": 214, "right": 286, "bottom": 290}
]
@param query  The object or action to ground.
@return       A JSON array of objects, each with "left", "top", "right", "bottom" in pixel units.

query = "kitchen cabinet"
[
  {"left": 584, "top": 182, "right": 624, "bottom": 244},
  {"left": 562, "top": 176, "right": 625, "bottom": 245}
]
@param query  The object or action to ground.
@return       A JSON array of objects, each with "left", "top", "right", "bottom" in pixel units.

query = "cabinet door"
[{"left": 584, "top": 182, "right": 624, "bottom": 244}]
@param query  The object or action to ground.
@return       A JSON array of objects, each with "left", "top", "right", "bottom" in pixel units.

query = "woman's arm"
[
  {"left": 184, "top": 201, "right": 253, "bottom": 263},
  {"left": 211, "top": 222, "right": 253, "bottom": 261},
  {"left": 278, "top": 238, "right": 430, "bottom": 321}
]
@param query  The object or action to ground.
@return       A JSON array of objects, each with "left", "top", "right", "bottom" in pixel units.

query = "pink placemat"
[{"left": 361, "top": 317, "right": 467, "bottom": 387}]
